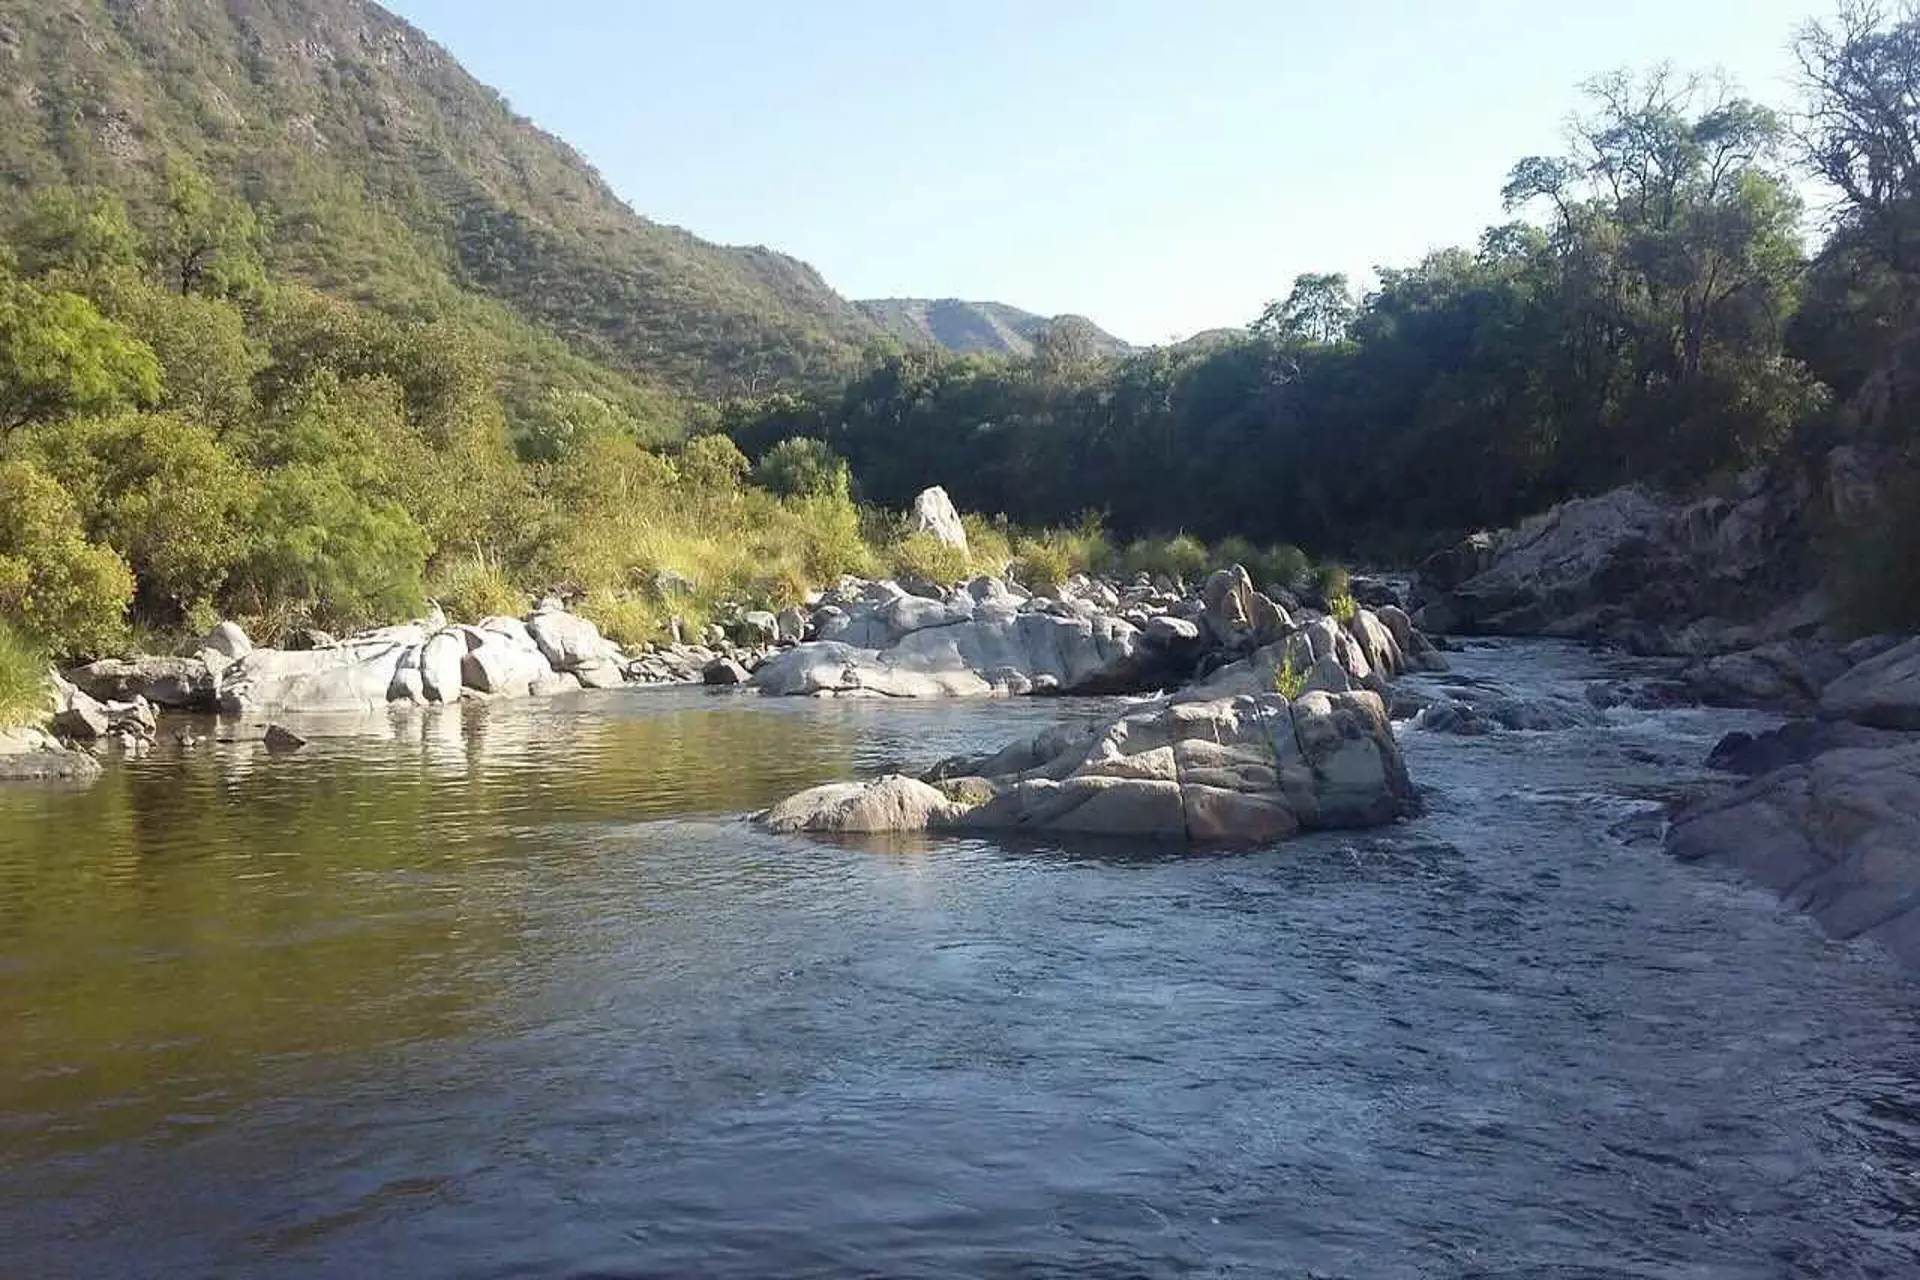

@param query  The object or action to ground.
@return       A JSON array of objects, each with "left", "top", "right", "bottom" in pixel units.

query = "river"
[{"left": 2, "top": 640, "right": 1917, "bottom": 1278}]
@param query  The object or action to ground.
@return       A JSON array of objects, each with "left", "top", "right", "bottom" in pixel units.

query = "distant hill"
[
  {"left": 0, "top": 0, "right": 873, "bottom": 401},
  {"left": 856, "top": 298, "right": 1131, "bottom": 359}
]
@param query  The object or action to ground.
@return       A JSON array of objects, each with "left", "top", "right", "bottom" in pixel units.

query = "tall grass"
[{"left": 0, "top": 623, "right": 48, "bottom": 730}]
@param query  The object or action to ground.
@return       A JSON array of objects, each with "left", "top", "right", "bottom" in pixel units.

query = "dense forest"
[{"left": 4, "top": 0, "right": 1920, "bottom": 685}]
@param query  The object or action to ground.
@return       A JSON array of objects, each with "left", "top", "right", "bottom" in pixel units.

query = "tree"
[
  {"left": 1254, "top": 273, "right": 1356, "bottom": 344},
  {"left": 754, "top": 437, "right": 850, "bottom": 500},
  {"left": 157, "top": 157, "right": 267, "bottom": 301},
  {"left": 1796, "top": 2, "right": 1920, "bottom": 274},
  {"left": 13, "top": 188, "right": 143, "bottom": 284},
  {"left": 0, "top": 460, "right": 134, "bottom": 658},
  {"left": 0, "top": 271, "right": 163, "bottom": 437},
  {"left": 679, "top": 433, "right": 750, "bottom": 492}
]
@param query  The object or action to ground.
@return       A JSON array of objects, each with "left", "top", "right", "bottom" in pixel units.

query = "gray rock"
[
  {"left": 284, "top": 627, "right": 335, "bottom": 651},
  {"left": 263, "top": 724, "right": 308, "bottom": 753},
  {"left": 572, "top": 660, "right": 628, "bottom": 690},
  {"left": 0, "top": 726, "right": 102, "bottom": 781},
  {"left": 200, "top": 620, "right": 253, "bottom": 661},
  {"left": 1706, "top": 720, "right": 1908, "bottom": 777},
  {"left": 1685, "top": 640, "right": 1852, "bottom": 711},
  {"left": 460, "top": 636, "right": 556, "bottom": 698},
  {"left": 1668, "top": 738, "right": 1920, "bottom": 966},
  {"left": 702, "top": 657, "right": 751, "bottom": 686},
  {"left": 761, "top": 690, "right": 1417, "bottom": 847},
  {"left": 910, "top": 485, "right": 969, "bottom": 551},
  {"left": 51, "top": 700, "right": 109, "bottom": 741},
  {"left": 67, "top": 656, "right": 216, "bottom": 710},
  {"left": 737, "top": 611, "right": 781, "bottom": 645},
  {"left": 221, "top": 644, "right": 411, "bottom": 714},
  {"left": 527, "top": 608, "right": 618, "bottom": 672},
  {"left": 776, "top": 606, "right": 808, "bottom": 644},
  {"left": 420, "top": 630, "right": 465, "bottom": 704},
  {"left": 1820, "top": 636, "right": 1920, "bottom": 730}
]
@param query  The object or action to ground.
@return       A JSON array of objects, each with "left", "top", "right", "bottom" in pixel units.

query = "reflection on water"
[{"left": 1, "top": 667, "right": 1918, "bottom": 1278}]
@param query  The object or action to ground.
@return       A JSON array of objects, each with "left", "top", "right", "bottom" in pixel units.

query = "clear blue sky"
[{"left": 385, "top": 0, "right": 1824, "bottom": 345}]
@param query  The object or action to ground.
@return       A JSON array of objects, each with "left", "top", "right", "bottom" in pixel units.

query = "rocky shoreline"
[{"left": 6, "top": 459, "right": 1919, "bottom": 966}]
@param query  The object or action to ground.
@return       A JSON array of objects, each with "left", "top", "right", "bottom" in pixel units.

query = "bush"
[
  {"left": 1121, "top": 533, "right": 1210, "bottom": 583},
  {"left": 430, "top": 551, "right": 529, "bottom": 622},
  {"left": 1012, "top": 539, "right": 1071, "bottom": 595},
  {"left": 0, "top": 459, "right": 134, "bottom": 658},
  {"left": 1257, "top": 544, "right": 1311, "bottom": 592},
  {"left": 754, "top": 437, "right": 849, "bottom": 500},
  {"left": 1312, "top": 562, "right": 1352, "bottom": 602},
  {"left": 1328, "top": 592, "right": 1358, "bottom": 622},
  {"left": 679, "top": 433, "right": 751, "bottom": 492},
  {"left": 230, "top": 464, "right": 430, "bottom": 631},
  {"left": 0, "top": 621, "right": 48, "bottom": 730},
  {"left": 891, "top": 530, "right": 971, "bottom": 586},
  {"left": 960, "top": 513, "right": 1014, "bottom": 576}
]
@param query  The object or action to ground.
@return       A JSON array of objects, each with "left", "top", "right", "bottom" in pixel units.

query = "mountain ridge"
[{"left": 855, "top": 297, "right": 1132, "bottom": 358}]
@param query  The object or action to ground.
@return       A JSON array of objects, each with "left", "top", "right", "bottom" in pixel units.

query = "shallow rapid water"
[{"left": 2, "top": 642, "right": 1917, "bottom": 1278}]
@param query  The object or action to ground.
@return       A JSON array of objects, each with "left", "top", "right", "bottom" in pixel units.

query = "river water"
[{"left": 1, "top": 640, "right": 1917, "bottom": 1278}]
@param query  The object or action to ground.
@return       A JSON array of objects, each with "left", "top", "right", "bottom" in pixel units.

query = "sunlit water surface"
[{"left": 2, "top": 641, "right": 1917, "bottom": 1278}]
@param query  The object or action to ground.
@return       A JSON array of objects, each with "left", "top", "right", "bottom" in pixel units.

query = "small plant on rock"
[
  {"left": 1272, "top": 649, "right": 1306, "bottom": 700},
  {"left": 1328, "top": 592, "right": 1358, "bottom": 623}
]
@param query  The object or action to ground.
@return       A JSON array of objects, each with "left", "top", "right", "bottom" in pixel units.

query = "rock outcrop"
[
  {"left": 1819, "top": 636, "right": 1920, "bottom": 730},
  {"left": 910, "top": 485, "right": 969, "bottom": 551},
  {"left": 0, "top": 726, "right": 103, "bottom": 782},
  {"left": 1668, "top": 737, "right": 1920, "bottom": 967},
  {"left": 761, "top": 689, "right": 1419, "bottom": 847}
]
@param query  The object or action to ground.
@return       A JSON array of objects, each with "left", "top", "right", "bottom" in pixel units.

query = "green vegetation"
[
  {"left": 1272, "top": 651, "right": 1307, "bottom": 701},
  {"left": 0, "top": 622, "right": 47, "bottom": 730}
]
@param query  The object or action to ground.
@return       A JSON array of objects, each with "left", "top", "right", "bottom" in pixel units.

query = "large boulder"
[
  {"left": 460, "top": 632, "right": 556, "bottom": 697},
  {"left": 910, "top": 485, "right": 968, "bottom": 552},
  {"left": 419, "top": 630, "right": 466, "bottom": 704},
  {"left": 66, "top": 656, "right": 217, "bottom": 710},
  {"left": 1201, "top": 565, "right": 1291, "bottom": 652},
  {"left": 199, "top": 621, "right": 253, "bottom": 662},
  {"left": 526, "top": 608, "right": 619, "bottom": 672},
  {"left": 761, "top": 690, "right": 1418, "bottom": 847},
  {"left": 1668, "top": 738, "right": 1920, "bottom": 967},
  {"left": 1684, "top": 640, "right": 1854, "bottom": 712},
  {"left": 764, "top": 776, "right": 966, "bottom": 835},
  {"left": 1820, "top": 636, "right": 1920, "bottom": 730},
  {"left": 218, "top": 644, "right": 411, "bottom": 714}
]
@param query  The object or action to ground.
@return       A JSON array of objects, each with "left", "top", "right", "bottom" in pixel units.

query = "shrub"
[
  {"left": 1272, "top": 649, "right": 1306, "bottom": 700},
  {"left": 754, "top": 437, "right": 849, "bottom": 500},
  {"left": 0, "top": 621, "right": 48, "bottom": 730},
  {"left": 960, "top": 512, "right": 1014, "bottom": 576},
  {"left": 1328, "top": 592, "right": 1358, "bottom": 622},
  {"left": 578, "top": 591, "right": 668, "bottom": 648},
  {"left": 891, "top": 531, "right": 971, "bottom": 586},
  {"left": 679, "top": 433, "right": 751, "bottom": 492},
  {"left": 430, "top": 551, "right": 529, "bottom": 622},
  {"left": 0, "top": 459, "right": 134, "bottom": 658},
  {"left": 1012, "top": 538, "right": 1072, "bottom": 596},
  {"left": 1122, "top": 533, "right": 1209, "bottom": 583},
  {"left": 1257, "top": 544, "right": 1311, "bottom": 592},
  {"left": 230, "top": 464, "right": 430, "bottom": 631}
]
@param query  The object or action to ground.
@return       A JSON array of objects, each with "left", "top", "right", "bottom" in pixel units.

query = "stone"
[
  {"left": 419, "top": 630, "right": 465, "bottom": 704},
  {"left": 526, "top": 608, "right": 618, "bottom": 672},
  {"left": 1820, "top": 636, "right": 1920, "bottom": 730},
  {"left": 220, "top": 644, "right": 411, "bottom": 714},
  {"left": 263, "top": 724, "right": 308, "bottom": 753},
  {"left": 776, "top": 606, "right": 808, "bottom": 644},
  {"left": 1706, "top": 720, "right": 1908, "bottom": 777},
  {"left": 572, "top": 660, "right": 628, "bottom": 690},
  {"left": 0, "top": 726, "right": 102, "bottom": 782},
  {"left": 763, "top": 775, "right": 964, "bottom": 835},
  {"left": 910, "top": 485, "right": 969, "bottom": 551},
  {"left": 1668, "top": 739, "right": 1920, "bottom": 967},
  {"left": 761, "top": 689, "right": 1418, "bottom": 847},
  {"left": 66, "top": 656, "right": 216, "bottom": 710},
  {"left": 460, "top": 636, "right": 556, "bottom": 698},
  {"left": 284, "top": 628, "right": 335, "bottom": 651},
  {"left": 200, "top": 620, "right": 253, "bottom": 661},
  {"left": 51, "top": 700, "right": 109, "bottom": 742},
  {"left": 703, "top": 657, "right": 751, "bottom": 686},
  {"left": 1684, "top": 640, "right": 1853, "bottom": 711},
  {"left": 737, "top": 611, "right": 781, "bottom": 645}
]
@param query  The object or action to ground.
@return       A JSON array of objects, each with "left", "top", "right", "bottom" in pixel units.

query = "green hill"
[
  {"left": 855, "top": 298, "right": 1131, "bottom": 358},
  {"left": 0, "top": 0, "right": 875, "bottom": 404}
]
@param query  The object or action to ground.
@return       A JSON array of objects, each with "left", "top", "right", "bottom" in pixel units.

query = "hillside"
[
  {"left": 0, "top": 0, "right": 874, "bottom": 401},
  {"left": 856, "top": 298, "right": 1131, "bottom": 358}
]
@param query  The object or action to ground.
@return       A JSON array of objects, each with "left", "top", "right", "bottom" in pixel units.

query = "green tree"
[
  {"left": 754, "top": 437, "right": 850, "bottom": 500},
  {"left": 157, "top": 157, "right": 267, "bottom": 301},
  {"left": 0, "top": 459, "right": 134, "bottom": 658},
  {"left": 13, "top": 188, "right": 143, "bottom": 284},
  {"left": 0, "top": 271, "right": 163, "bottom": 437},
  {"left": 679, "top": 433, "right": 751, "bottom": 492},
  {"left": 1254, "top": 273, "right": 1356, "bottom": 345}
]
